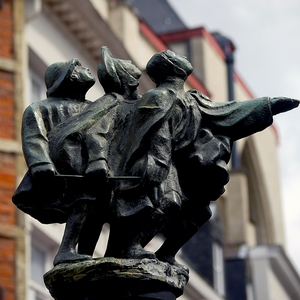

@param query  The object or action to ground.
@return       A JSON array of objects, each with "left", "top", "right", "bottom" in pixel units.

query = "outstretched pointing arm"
[{"left": 270, "top": 97, "right": 299, "bottom": 115}]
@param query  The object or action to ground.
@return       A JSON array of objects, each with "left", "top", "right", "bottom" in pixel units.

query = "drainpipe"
[
  {"left": 225, "top": 41, "right": 240, "bottom": 170},
  {"left": 213, "top": 32, "right": 240, "bottom": 170}
]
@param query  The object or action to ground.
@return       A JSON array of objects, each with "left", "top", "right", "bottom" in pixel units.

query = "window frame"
[
  {"left": 29, "top": 227, "right": 58, "bottom": 300},
  {"left": 212, "top": 241, "right": 226, "bottom": 297}
]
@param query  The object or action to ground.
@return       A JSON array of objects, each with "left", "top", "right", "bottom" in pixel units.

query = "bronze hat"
[
  {"left": 98, "top": 46, "right": 141, "bottom": 94},
  {"left": 146, "top": 50, "right": 193, "bottom": 85},
  {"left": 45, "top": 58, "right": 80, "bottom": 97},
  {"left": 97, "top": 46, "right": 122, "bottom": 93}
]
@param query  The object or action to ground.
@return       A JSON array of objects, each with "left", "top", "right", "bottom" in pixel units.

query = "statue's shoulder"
[
  {"left": 92, "top": 92, "right": 122, "bottom": 105},
  {"left": 187, "top": 89, "right": 211, "bottom": 101},
  {"left": 26, "top": 97, "right": 66, "bottom": 108},
  {"left": 140, "top": 87, "right": 176, "bottom": 107},
  {"left": 23, "top": 98, "right": 50, "bottom": 114}
]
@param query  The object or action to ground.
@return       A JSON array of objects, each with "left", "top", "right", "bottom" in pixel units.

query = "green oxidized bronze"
[{"left": 12, "top": 47, "right": 299, "bottom": 299}]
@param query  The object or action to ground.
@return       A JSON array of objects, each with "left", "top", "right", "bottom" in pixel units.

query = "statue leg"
[
  {"left": 77, "top": 208, "right": 104, "bottom": 256},
  {"left": 77, "top": 183, "right": 111, "bottom": 256},
  {"left": 77, "top": 196, "right": 109, "bottom": 256},
  {"left": 104, "top": 218, "right": 155, "bottom": 259},
  {"left": 53, "top": 202, "right": 93, "bottom": 266},
  {"left": 105, "top": 208, "right": 166, "bottom": 259},
  {"left": 123, "top": 208, "right": 167, "bottom": 258},
  {"left": 155, "top": 219, "right": 198, "bottom": 268},
  {"left": 140, "top": 208, "right": 167, "bottom": 248},
  {"left": 155, "top": 204, "right": 211, "bottom": 268}
]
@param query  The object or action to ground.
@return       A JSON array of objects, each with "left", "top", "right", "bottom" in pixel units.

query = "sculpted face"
[
  {"left": 70, "top": 62, "right": 95, "bottom": 84},
  {"left": 116, "top": 59, "right": 142, "bottom": 91},
  {"left": 122, "top": 60, "right": 142, "bottom": 80}
]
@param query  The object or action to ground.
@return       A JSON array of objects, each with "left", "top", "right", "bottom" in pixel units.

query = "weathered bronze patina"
[{"left": 13, "top": 47, "right": 299, "bottom": 299}]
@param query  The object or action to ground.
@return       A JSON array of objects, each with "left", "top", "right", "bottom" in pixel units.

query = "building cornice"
[
  {"left": 43, "top": 0, "right": 140, "bottom": 62},
  {"left": 42, "top": 0, "right": 152, "bottom": 92}
]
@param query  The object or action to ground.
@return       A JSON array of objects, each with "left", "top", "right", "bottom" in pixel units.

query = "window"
[
  {"left": 169, "top": 41, "right": 189, "bottom": 58},
  {"left": 212, "top": 242, "right": 225, "bottom": 296},
  {"left": 31, "top": 243, "right": 47, "bottom": 286},
  {"left": 29, "top": 231, "right": 57, "bottom": 300},
  {"left": 246, "top": 281, "right": 255, "bottom": 300},
  {"left": 30, "top": 291, "right": 49, "bottom": 300},
  {"left": 25, "top": 49, "right": 48, "bottom": 107},
  {"left": 31, "top": 75, "right": 44, "bottom": 102},
  {"left": 29, "top": 71, "right": 46, "bottom": 104},
  {"left": 25, "top": 0, "right": 42, "bottom": 21}
]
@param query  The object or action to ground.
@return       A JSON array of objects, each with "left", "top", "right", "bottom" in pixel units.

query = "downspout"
[
  {"left": 213, "top": 32, "right": 240, "bottom": 169},
  {"left": 225, "top": 42, "right": 240, "bottom": 170}
]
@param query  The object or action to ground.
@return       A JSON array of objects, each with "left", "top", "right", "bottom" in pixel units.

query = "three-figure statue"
[{"left": 12, "top": 47, "right": 299, "bottom": 299}]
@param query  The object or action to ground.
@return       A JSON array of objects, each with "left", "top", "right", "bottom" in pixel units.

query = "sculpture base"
[{"left": 44, "top": 257, "right": 189, "bottom": 299}]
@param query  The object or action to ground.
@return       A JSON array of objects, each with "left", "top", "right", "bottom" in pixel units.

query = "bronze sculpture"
[
  {"left": 12, "top": 47, "right": 299, "bottom": 299},
  {"left": 13, "top": 58, "right": 95, "bottom": 264}
]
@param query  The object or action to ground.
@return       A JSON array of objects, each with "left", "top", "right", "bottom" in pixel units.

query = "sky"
[{"left": 168, "top": 0, "right": 300, "bottom": 273}]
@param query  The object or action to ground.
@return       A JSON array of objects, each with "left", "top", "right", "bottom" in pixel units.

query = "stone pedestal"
[{"left": 44, "top": 257, "right": 189, "bottom": 299}]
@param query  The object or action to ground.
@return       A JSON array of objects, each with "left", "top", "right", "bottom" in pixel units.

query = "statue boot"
[
  {"left": 105, "top": 207, "right": 166, "bottom": 259},
  {"left": 155, "top": 203, "right": 212, "bottom": 269},
  {"left": 53, "top": 202, "right": 93, "bottom": 266}
]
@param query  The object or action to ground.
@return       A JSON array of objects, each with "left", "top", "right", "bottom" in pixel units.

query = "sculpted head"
[
  {"left": 146, "top": 50, "right": 193, "bottom": 85},
  {"left": 45, "top": 58, "right": 95, "bottom": 98},
  {"left": 98, "top": 46, "right": 142, "bottom": 95}
]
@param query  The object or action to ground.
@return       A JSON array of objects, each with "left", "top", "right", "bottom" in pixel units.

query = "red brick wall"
[
  {"left": 0, "top": 0, "right": 15, "bottom": 140},
  {"left": 0, "top": 237, "right": 15, "bottom": 300},
  {"left": 0, "top": 0, "right": 13, "bottom": 59},
  {"left": 0, "top": 70, "right": 15, "bottom": 139},
  {"left": 0, "top": 153, "right": 16, "bottom": 225},
  {"left": 0, "top": 1, "right": 17, "bottom": 300}
]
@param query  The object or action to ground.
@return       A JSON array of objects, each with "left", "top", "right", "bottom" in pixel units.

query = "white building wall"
[
  {"left": 89, "top": 0, "right": 110, "bottom": 22},
  {"left": 25, "top": 11, "right": 104, "bottom": 102},
  {"left": 200, "top": 37, "right": 228, "bottom": 102},
  {"left": 109, "top": 4, "right": 158, "bottom": 70},
  {"left": 269, "top": 269, "right": 290, "bottom": 300},
  {"left": 251, "top": 128, "right": 285, "bottom": 245},
  {"left": 234, "top": 77, "right": 253, "bottom": 101},
  {"left": 249, "top": 246, "right": 297, "bottom": 300}
]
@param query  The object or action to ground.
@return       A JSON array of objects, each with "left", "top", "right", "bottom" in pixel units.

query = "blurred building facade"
[{"left": 0, "top": 0, "right": 299, "bottom": 299}]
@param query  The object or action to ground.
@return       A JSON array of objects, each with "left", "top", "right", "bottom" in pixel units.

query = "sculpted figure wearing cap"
[
  {"left": 49, "top": 47, "right": 142, "bottom": 178},
  {"left": 46, "top": 47, "right": 170, "bottom": 261},
  {"left": 110, "top": 49, "right": 299, "bottom": 267},
  {"left": 13, "top": 48, "right": 300, "bottom": 269},
  {"left": 40, "top": 46, "right": 144, "bottom": 263},
  {"left": 23, "top": 58, "right": 95, "bottom": 181},
  {"left": 13, "top": 58, "right": 96, "bottom": 265}
]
